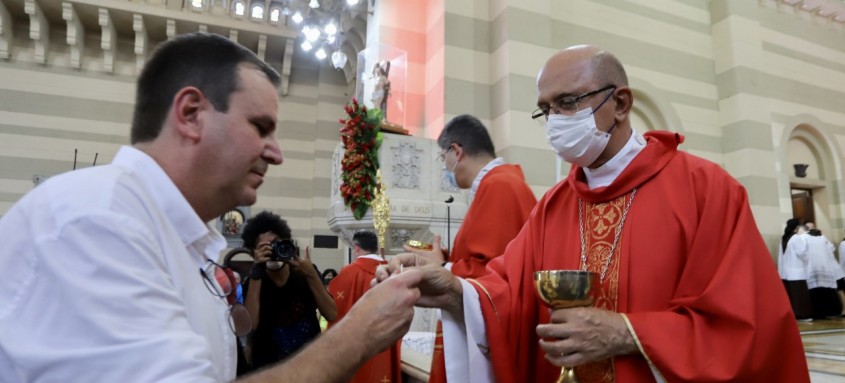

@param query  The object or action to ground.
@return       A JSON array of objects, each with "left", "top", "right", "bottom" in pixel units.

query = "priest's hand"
[
  {"left": 402, "top": 234, "right": 448, "bottom": 264},
  {"left": 536, "top": 307, "right": 638, "bottom": 367},
  {"left": 374, "top": 253, "right": 464, "bottom": 316}
]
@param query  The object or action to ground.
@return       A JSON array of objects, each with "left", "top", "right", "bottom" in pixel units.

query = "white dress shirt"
[{"left": 0, "top": 146, "right": 234, "bottom": 383}]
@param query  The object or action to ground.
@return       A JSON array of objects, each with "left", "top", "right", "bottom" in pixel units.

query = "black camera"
[{"left": 270, "top": 239, "right": 297, "bottom": 261}]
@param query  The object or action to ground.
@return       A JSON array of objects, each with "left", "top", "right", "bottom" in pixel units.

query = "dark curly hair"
[{"left": 241, "top": 210, "right": 292, "bottom": 250}]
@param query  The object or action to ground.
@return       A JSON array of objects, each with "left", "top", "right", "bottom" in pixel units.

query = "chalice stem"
[{"left": 558, "top": 366, "right": 578, "bottom": 383}]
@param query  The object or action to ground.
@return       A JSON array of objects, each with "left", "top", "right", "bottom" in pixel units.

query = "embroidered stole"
[{"left": 574, "top": 193, "right": 630, "bottom": 383}]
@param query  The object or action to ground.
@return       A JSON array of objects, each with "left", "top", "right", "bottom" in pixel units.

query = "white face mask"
[{"left": 545, "top": 107, "right": 614, "bottom": 168}]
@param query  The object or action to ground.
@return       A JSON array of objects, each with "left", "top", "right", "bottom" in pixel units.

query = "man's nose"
[{"left": 264, "top": 139, "right": 283, "bottom": 165}]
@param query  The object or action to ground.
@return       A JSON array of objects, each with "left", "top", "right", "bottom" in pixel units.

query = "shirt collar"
[
  {"left": 111, "top": 146, "right": 226, "bottom": 255},
  {"left": 359, "top": 253, "right": 385, "bottom": 261},
  {"left": 469, "top": 157, "right": 505, "bottom": 198},
  {"left": 583, "top": 131, "right": 645, "bottom": 190}
]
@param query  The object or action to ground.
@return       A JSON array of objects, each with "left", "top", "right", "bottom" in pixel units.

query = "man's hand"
[
  {"left": 373, "top": 243, "right": 464, "bottom": 315},
  {"left": 253, "top": 241, "right": 273, "bottom": 264},
  {"left": 288, "top": 246, "right": 319, "bottom": 280},
  {"left": 403, "top": 234, "right": 448, "bottom": 264},
  {"left": 536, "top": 307, "right": 637, "bottom": 367},
  {"left": 339, "top": 269, "right": 423, "bottom": 359}
]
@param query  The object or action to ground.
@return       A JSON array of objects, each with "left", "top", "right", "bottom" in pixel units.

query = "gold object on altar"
[
  {"left": 406, "top": 240, "right": 433, "bottom": 250},
  {"left": 533, "top": 270, "right": 600, "bottom": 383},
  {"left": 371, "top": 169, "right": 390, "bottom": 251}
]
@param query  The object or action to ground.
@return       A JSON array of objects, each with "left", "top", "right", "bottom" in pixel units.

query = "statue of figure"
[
  {"left": 371, "top": 169, "right": 390, "bottom": 253},
  {"left": 371, "top": 60, "right": 391, "bottom": 121}
]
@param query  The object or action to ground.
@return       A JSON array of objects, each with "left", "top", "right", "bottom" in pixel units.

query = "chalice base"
[{"left": 558, "top": 366, "right": 578, "bottom": 383}]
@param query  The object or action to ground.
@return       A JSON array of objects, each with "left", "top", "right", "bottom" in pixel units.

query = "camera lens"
[{"left": 271, "top": 239, "right": 296, "bottom": 261}]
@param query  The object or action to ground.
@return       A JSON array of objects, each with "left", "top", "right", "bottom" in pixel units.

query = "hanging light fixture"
[
  {"left": 331, "top": 50, "right": 348, "bottom": 69},
  {"left": 324, "top": 20, "right": 338, "bottom": 36},
  {"left": 291, "top": 10, "right": 303, "bottom": 23},
  {"left": 309, "top": 0, "right": 320, "bottom": 9},
  {"left": 347, "top": 0, "right": 359, "bottom": 5},
  {"left": 301, "top": 40, "right": 313, "bottom": 51},
  {"left": 315, "top": 46, "right": 327, "bottom": 60}
]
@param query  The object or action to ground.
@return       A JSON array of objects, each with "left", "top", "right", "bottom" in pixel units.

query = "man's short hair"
[
  {"left": 352, "top": 231, "right": 378, "bottom": 254},
  {"left": 437, "top": 115, "right": 496, "bottom": 157},
  {"left": 241, "top": 211, "right": 292, "bottom": 250},
  {"left": 131, "top": 32, "right": 281, "bottom": 144}
]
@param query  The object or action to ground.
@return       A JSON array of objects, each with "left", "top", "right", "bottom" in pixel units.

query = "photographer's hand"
[
  {"left": 288, "top": 246, "right": 319, "bottom": 280},
  {"left": 292, "top": 246, "right": 338, "bottom": 321},
  {"left": 253, "top": 241, "right": 273, "bottom": 264}
]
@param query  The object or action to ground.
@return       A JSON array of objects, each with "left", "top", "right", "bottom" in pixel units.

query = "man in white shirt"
[{"left": 0, "top": 32, "right": 421, "bottom": 383}]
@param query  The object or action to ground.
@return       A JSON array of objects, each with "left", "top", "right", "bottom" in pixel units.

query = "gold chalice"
[{"left": 534, "top": 270, "right": 600, "bottom": 383}]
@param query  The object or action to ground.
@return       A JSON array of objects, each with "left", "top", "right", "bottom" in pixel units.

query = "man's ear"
[
  {"left": 613, "top": 87, "right": 633, "bottom": 121},
  {"left": 452, "top": 143, "right": 464, "bottom": 161},
  {"left": 171, "top": 87, "right": 206, "bottom": 143}
]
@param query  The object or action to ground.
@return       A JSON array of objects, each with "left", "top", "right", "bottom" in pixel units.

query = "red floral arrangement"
[{"left": 339, "top": 99, "right": 383, "bottom": 220}]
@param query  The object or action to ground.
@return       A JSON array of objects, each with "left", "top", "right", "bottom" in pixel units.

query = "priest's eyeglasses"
[
  {"left": 436, "top": 147, "right": 453, "bottom": 162},
  {"left": 200, "top": 260, "right": 252, "bottom": 337},
  {"left": 531, "top": 85, "right": 616, "bottom": 121}
]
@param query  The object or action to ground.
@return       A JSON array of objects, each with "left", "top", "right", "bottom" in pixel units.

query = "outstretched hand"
[
  {"left": 372, "top": 235, "right": 464, "bottom": 315},
  {"left": 403, "top": 234, "right": 448, "bottom": 264}
]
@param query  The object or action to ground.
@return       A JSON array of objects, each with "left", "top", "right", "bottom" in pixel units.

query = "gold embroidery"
[
  {"left": 575, "top": 194, "right": 629, "bottom": 383},
  {"left": 467, "top": 278, "right": 500, "bottom": 322}
]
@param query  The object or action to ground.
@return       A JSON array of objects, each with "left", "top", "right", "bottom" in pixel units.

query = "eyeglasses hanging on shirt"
[{"left": 200, "top": 260, "right": 252, "bottom": 337}]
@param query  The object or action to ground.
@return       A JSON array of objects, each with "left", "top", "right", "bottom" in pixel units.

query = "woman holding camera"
[{"left": 241, "top": 211, "right": 337, "bottom": 371}]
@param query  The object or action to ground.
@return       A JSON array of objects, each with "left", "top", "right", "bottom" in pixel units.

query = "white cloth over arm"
[{"left": 441, "top": 278, "right": 495, "bottom": 382}]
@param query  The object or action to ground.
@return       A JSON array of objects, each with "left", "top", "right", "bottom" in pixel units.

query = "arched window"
[
  {"left": 269, "top": 7, "right": 281, "bottom": 22},
  {"left": 250, "top": 1, "right": 265, "bottom": 20},
  {"left": 232, "top": 0, "right": 246, "bottom": 16},
  {"left": 190, "top": 0, "right": 205, "bottom": 9}
]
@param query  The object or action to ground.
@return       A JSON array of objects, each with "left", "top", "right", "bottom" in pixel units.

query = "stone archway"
[{"left": 782, "top": 121, "right": 845, "bottom": 238}]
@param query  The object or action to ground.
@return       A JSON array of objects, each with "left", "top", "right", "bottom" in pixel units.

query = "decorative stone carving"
[
  {"left": 391, "top": 142, "right": 421, "bottom": 189},
  {"left": 328, "top": 133, "right": 468, "bottom": 257},
  {"left": 25, "top": 0, "right": 49, "bottom": 65},
  {"left": 390, "top": 228, "right": 414, "bottom": 246}
]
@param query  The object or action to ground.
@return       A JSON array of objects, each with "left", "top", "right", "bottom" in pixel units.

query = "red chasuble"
[
  {"left": 471, "top": 131, "right": 809, "bottom": 382},
  {"left": 328, "top": 257, "right": 401, "bottom": 383},
  {"left": 429, "top": 164, "right": 537, "bottom": 383}
]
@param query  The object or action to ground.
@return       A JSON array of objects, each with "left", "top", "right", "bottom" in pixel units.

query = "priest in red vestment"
[
  {"left": 377, "top": 45, "right": 809, "bottom": 382},
  {"left": 328, "top": 231, "right": 401, "bottom": 383},
  {"left": 424, "top": 114, "right": 537, "bottom": 383}
]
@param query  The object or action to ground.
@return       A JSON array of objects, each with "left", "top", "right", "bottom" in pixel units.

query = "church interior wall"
[{"left": 2, "top": 0, "right": 845, "bottom": 267}]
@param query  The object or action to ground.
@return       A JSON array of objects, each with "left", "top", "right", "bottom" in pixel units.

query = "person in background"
[
  {"left": 322, "top": 268, "right": 339, "bottom": 286},
  {"left": 0, "top": 32, "right": 422, "bottom": 383},
  {"left": 241, "top": 211, "right": 337, "bottom": 371},
  {"left": 328, "top": 231, "right": 401, "bottom": 383},
  {"left": 804, "top": 227, "right": 844, "bottom": 318},
  {"left": 378, "top": 44, "right": 808, "bottom": 382},
  {"left": 781, "top": 223, "right": 813, "bottom": 321},
  {"left": 407, "top": 114, "right": 537, "bottom": 383}
]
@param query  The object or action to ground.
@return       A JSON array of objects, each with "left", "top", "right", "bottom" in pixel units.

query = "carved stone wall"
[{"left": 328, "top": 133, "right": 468, "bottom": 255}]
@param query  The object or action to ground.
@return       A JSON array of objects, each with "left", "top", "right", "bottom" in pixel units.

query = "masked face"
[{"left": 544, "top": 89, "right": 617, "bottom": 168}]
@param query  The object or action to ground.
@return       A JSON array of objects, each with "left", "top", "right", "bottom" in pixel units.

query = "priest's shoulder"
[
  {"left": 486, "top": 163, "right": 528, "bottom": 182},
  {"left": 671, "top": 150, "right": 745, "bottom": 191}
]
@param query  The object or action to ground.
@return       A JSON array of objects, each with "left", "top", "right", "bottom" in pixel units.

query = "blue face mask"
[{"left": 444, "top": 160, "right": 459, "bottom": 188}]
